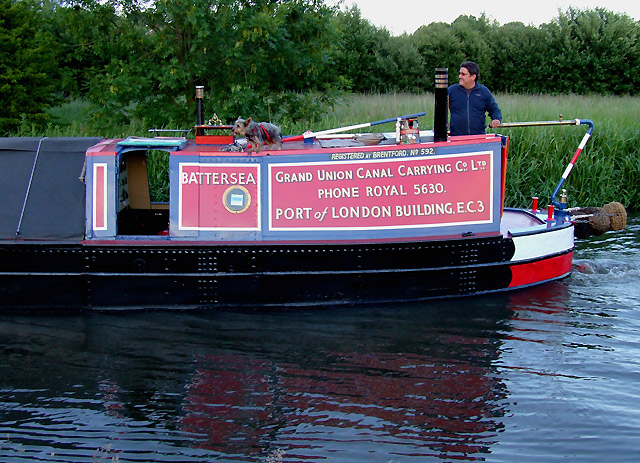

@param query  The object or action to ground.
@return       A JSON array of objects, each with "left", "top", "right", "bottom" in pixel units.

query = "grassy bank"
[{"left": 23, "top": 93, "right": 640, "bottom": 210}]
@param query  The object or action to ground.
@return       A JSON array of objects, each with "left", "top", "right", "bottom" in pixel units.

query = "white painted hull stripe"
[{"left": 511, "top": 226, "right": 574, "bottom": 262}]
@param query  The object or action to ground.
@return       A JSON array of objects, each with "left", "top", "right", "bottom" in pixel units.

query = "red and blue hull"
[{"left": 0, "top": 209, "right": 573, "bottom": 310}]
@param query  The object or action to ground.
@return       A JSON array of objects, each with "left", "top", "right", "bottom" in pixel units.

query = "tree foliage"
[
  {"left": 4, "top": 1, "right": 640, "bottom": 133},
  {"left": 60, "top": 0, "right": 342, "bottom": 126},
  {"left": 1, "top": 0, "right": 59, "bottom": 134}
]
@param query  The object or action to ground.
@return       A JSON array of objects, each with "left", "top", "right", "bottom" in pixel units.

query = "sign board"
[
  {"left": 269, "top": 151, "right": 493, "bottom": 231},
  {"left": 178, "top": 163, "right": 260, "bottom": 230},
  {"left": 173, "top": 144, "right": 500, "bottom": 239}
]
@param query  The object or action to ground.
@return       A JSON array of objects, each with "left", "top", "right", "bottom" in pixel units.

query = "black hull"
[{"left": 1, "top": 236, "right": 517, "bottom": 310}]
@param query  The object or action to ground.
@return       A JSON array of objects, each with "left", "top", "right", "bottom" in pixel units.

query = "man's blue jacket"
[{"left": 448, "top": 83, "right": 502, "bottom": 136}]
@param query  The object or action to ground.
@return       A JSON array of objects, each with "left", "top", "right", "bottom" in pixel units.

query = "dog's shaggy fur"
[{"left": 233, "top": 117, "right": 282, "bottom": 153}]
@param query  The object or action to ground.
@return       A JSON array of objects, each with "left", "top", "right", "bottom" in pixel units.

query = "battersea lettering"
[{"left": 181, "top": 171, "right": 256, "bottom": 185}]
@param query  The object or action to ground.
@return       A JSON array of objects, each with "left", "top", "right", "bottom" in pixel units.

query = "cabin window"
[{"left": 117, "top": 149, "right": 170, "bottom": 235}]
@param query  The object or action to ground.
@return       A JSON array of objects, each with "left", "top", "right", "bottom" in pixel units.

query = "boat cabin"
[{"left": 84, "top": 130, "right": 508, "bottom": 243}]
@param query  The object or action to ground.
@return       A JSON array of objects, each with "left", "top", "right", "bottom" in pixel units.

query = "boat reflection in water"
[
  {"left": 177, "top": 282, "right": 580, "bottom": 461},
  {"left": 174, "top": 304, "right": 513, "bottom": 461},
  {"left": 0, "top": 277, "right": 590, "bottom": 462}
]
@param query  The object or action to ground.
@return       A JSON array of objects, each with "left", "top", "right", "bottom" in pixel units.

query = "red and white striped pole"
[{"left": 551, "top": 119, "right": 593, "bottom": 210}]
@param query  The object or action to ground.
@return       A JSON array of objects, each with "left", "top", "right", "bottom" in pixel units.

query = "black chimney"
[
  {"left": 434, "top": 68, "right": 448, "bottom": 142},
  {"left": 195, "top": 85, "right": 204, "bottom": 136}
]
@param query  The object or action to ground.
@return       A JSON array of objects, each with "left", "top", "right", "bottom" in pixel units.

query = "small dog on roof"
[{"left": 233, "top": 117, "right": 283, "bottom": 153}]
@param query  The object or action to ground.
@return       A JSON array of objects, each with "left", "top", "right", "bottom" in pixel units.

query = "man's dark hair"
[{"left": 461, "top": 61, "right": 480, "bottom": 82}]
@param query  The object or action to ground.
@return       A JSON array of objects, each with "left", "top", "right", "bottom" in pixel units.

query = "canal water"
[{"left": 1, "top": 217, "right": 639, "bottom": 462}]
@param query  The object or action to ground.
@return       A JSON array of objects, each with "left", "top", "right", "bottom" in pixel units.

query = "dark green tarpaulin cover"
[{"left": 0, "top": 137, "right": 103, "bottom": 240}]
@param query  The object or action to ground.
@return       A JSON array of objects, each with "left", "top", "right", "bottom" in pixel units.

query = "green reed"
[
  {"left": 147, "top": 150, "right": 171, "bottom": 203},
  {"left": 494, "top": 94, "right": 640, "bottom": 210}
]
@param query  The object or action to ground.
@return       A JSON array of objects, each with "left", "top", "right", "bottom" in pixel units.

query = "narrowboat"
[{"left": 0, "top": 75, "right": 602, "bottom": 311}]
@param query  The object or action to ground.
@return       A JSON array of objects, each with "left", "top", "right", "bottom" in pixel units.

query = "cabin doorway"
[{"left": 117, "top": 149, "right": 170, "bottom": 235}]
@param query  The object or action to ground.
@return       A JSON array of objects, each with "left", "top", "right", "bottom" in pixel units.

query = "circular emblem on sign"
[{"left": 222, "top": 185, "right": 251, "bottom": 213}]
